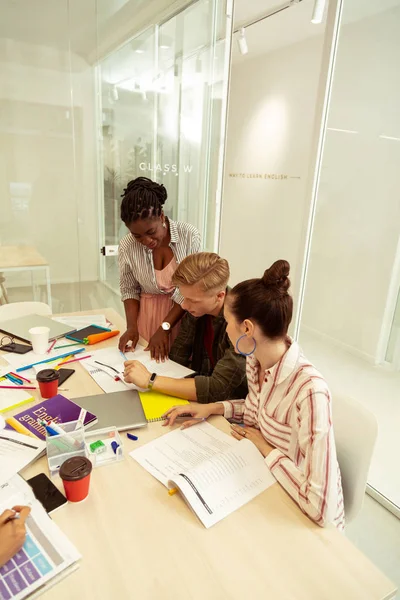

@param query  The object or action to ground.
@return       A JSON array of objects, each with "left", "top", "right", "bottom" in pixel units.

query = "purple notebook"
[{"left": 6, "top": 394, "right": 97, "bottom": 440}]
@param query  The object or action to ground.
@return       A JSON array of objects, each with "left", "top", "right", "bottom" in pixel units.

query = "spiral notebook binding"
[{"left": 147, "top": 416, "right": 166, "bottom": 423}]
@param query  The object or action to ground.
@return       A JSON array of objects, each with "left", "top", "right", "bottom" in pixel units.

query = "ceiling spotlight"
[
  {"left": 135, "top": 49, "right": 145, "bottom": 54},
  {"left": 160, "top": 44, "right": 170, "bottom": 49},
  {"left": 311, "top": 0, "right": 326, "bottom": 24},
  {"left": 237, "top": 28, "right": 248, "bottom": 55}
]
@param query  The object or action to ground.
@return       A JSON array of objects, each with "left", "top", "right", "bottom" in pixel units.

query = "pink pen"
[
  {"left": 59, "top": 355, "right": 91, "bottom": 366},
  {"left": 47, "top": 339, "right": 57, "bottom": 354}
]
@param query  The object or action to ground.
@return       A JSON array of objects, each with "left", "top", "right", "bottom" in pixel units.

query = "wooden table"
[
  {"left": 1, "top": 309, "right": 397, "bottom": 600},
  {"left": 0, "top": 246, "right": 52, "bottom": 310}
]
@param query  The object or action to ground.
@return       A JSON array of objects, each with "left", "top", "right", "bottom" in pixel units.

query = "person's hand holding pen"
[
  {"left": 162, "top": 403, "right": 224, "bottom": 428},
  {"left": 124, "top": 360, "right": 151, "bottom": 389},
  {"left": 0, "top": 505, "right": 31, "bottom": 568}
]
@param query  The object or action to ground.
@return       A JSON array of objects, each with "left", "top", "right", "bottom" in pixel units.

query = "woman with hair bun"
[
  {"left": 164, "top": 259, "right": 345, "bottom": 530},
  {"left": 118, "top": 177, "right": 201, "bottom": 361}
]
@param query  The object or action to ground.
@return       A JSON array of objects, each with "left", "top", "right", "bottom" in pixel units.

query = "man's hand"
[
  {"left": 124, "top": 360, "right": 152, "bottom": 389},
  {"left": 0, "top": 506, "right": 31, "bottom": 568},
  {"left": 145, "top": 327, "right": 170, "bottom": 362},
  {"left": 119, "top": 327, "right": 139, "bottom": 352}
]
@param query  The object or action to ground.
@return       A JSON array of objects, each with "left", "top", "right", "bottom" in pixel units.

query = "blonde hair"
[{"left": 172, "top": 252, "right": 230, "bottom": 292}]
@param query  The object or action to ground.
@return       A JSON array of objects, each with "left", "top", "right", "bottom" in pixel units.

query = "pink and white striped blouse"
[{"left": 221, "top": 339, "right": 345, "bottom": 530}]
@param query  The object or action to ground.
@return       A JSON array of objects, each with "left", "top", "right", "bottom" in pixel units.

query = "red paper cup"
[
  {"left": 59, "top": 456, "right": 92, "bottom": 503},
  {"left": 36, "top": 369, "right": 59, "bottom": 399}
]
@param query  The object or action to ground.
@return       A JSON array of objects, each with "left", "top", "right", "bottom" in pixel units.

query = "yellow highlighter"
[{"left": 168, "top": 488, "right": 178, "bottom": 496}]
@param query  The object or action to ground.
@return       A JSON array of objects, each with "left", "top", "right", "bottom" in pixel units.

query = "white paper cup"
[{"left": 28, "top": 326, "right": 50, "bottom": 355}]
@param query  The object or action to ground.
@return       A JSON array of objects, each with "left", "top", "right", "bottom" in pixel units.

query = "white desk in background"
[
  {"left": 0, "top": 309, "right": 397, "bottom": 600},
  {"left": 0, "top": 245, "right": 52, "bottom": 310}
]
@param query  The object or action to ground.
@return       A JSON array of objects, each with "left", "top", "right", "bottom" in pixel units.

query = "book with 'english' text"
[{"left": 5, "top": 394, "right": 97, "bottom": 439}]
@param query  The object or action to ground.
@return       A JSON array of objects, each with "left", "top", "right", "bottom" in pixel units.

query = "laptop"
[
  {"left": 0, "top": 315, "right": 75, "bottom": 343},
  {"left": 72, "top": 390, "right": 148, "bottom": 431}
]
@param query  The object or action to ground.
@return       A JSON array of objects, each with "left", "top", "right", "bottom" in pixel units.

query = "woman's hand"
[
  {"left": 124, "top": 360, "right": 151, "bottom": 389},
  {"left": 230, "top": 425, "right": 273, "bottom": 458},
  {"left": 146, "top": 327, "right": 170, "bottom": 362},
  {"left": 162, "top": 403, "right": 222, "bottom": 428},
  {"left": 119, "top": 327, "right": 139, "bottom": 352},
  {"left": 0, "top": 506, "right": 31, "bottom": 568}
]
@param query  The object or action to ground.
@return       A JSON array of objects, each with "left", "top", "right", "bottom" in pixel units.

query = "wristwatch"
[
  {"left": 161, "top": 321, "right": 171, "bottom": 331},
  {"left": 148, "top": 372, "right": 157, "bottom": 390}
]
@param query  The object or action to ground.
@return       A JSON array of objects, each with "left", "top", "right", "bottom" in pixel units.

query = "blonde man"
[{"left": 123, "top": 253, "right": 248, "bottom": 403}]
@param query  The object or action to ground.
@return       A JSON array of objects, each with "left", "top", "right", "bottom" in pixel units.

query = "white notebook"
[
  {"left": 130, "top": 421, "right": 276, "bottom": 528},
  {"left": 0, "top": 424, "right": 46, "bottom": 487},
  {"left": 82, "top": 346, "right": 194, "bottom": 393}
]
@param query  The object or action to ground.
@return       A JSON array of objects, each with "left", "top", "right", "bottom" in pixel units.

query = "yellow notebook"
[{"left": 139, "top": 391, "right": 189, "bottom": 422}]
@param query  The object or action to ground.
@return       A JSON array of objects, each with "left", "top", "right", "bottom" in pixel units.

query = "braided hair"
[{"left": 120, "top": 177, "right": 168, "bottom": 224}]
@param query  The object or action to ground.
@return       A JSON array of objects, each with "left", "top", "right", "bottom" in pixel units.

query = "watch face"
[{"left": 162, "top": 322, "right": 171, "bottom": 331}]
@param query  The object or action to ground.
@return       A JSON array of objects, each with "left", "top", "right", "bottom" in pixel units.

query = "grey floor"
[
  {"left": 346, "top": 494, "right": 400, "bottom": 595},
  {"left": 5, "top": 281, "right": 400, "bottom": 596}
]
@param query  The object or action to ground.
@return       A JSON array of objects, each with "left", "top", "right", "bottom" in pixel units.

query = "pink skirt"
[{"left": 137, "top": 293, "right": 180, "bottom": 348}]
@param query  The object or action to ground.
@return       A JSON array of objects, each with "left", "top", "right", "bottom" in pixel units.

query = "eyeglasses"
[{"left": 0, "top": 335, "right": 15, "bottom": 349}]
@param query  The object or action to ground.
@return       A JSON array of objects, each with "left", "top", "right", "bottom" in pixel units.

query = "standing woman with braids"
[
  {"left": 164, "top": 260, "right": 345, "bottom": 530},
  {"left": 118, "top": 177, "right": 201, "bottom": 361}
]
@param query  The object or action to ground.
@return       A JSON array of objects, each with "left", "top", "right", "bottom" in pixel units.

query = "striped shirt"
[
  {"left": 119, "top": 219, "right": 201, "bottom": 304},
  {"left": 221, "top": 339, "right": 345, "bottom": 530}
]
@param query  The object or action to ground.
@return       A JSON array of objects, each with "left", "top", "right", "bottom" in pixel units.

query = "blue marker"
[
  {"left": 111, "top": 441, "right": 119, "bottom": 454},
  {"left": 120, "top": 350, "right": 127, "bottom": 361},
  {"left": 127, "top": 433, "right": 138, "bottom": 441}
]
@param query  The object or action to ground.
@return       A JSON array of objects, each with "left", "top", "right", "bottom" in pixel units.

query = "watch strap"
[{"left": 148, "top": 372, "right": 157, "bottom": 390}]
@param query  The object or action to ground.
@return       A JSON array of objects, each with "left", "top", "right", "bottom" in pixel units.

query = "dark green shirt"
[{"left": 169, "top": 310, "right": 248, "bottom": 404}]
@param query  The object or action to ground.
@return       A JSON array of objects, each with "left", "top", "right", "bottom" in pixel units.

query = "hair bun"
[
  {"left": 122, "top": 177, "right": 167, "bottom": 206},
  {"left": 262, "top": 260, "right": 290, "bottom": 292}
]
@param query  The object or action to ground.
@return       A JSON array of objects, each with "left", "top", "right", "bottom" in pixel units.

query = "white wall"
[
  {"left": 0, "top": 40, "right": 98, "bottom": 288},
  {"left": 220, "top": 33, "right": 324, "bottom": 302}
]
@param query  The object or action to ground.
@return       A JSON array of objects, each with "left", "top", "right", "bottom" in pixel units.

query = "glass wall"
[
  {"left": 98, "top": 0, "right": 232, "bottom": 294},
  {"left": 219, "top": 0, "right": 328, "bottom": 313},
  {"left": 299, "top": 0, "right": 400, "bottom": 512},
  {"left": 0, "top": 0, "right": 97, "bottom": 313}
]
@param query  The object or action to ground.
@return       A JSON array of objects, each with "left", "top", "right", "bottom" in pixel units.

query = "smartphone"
[
  {"left": 27, "top": 473, "right": 67, "bottom": 514},
  {"left": 57, "top": 368, "right": 75, "bottom": 386},
  {"left": 1, "top": 342, "right": 32, "bottom": 354}
]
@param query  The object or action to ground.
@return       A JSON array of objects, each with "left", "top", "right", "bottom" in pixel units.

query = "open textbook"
[
  {"left": 0, "top": 475, "right": 80, "bottom": 600},
  {"left": 82, "top": 346, "right": 194, "bottom": 393},
  {"left": 130, "top": 421, "right": 276, "bottom": 528}
]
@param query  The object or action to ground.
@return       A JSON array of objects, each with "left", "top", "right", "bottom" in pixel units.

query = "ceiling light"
[
  {"left": 311, "top": 0, "right": 326, "bottom": 24},
  {"left": 135, "top": 49, "right": 145, "bottom": 54},
  {"left": 237, "top": 28, "right": 248, "bottom": 55},
  {"left": 160, "top": 44, "right": 170, "bottom": 49}
]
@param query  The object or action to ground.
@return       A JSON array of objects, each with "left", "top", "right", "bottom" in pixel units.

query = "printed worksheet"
[{"left": 0, "top": 476, "right": 80, "bottom": 599}]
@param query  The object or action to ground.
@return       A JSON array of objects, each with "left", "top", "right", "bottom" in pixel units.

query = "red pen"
[
  {"left": 0, "top": 385, "right": 37, "bottom": 390},
  {"left": 9, "top": 372, "right": 31, "bottom": 384}
]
